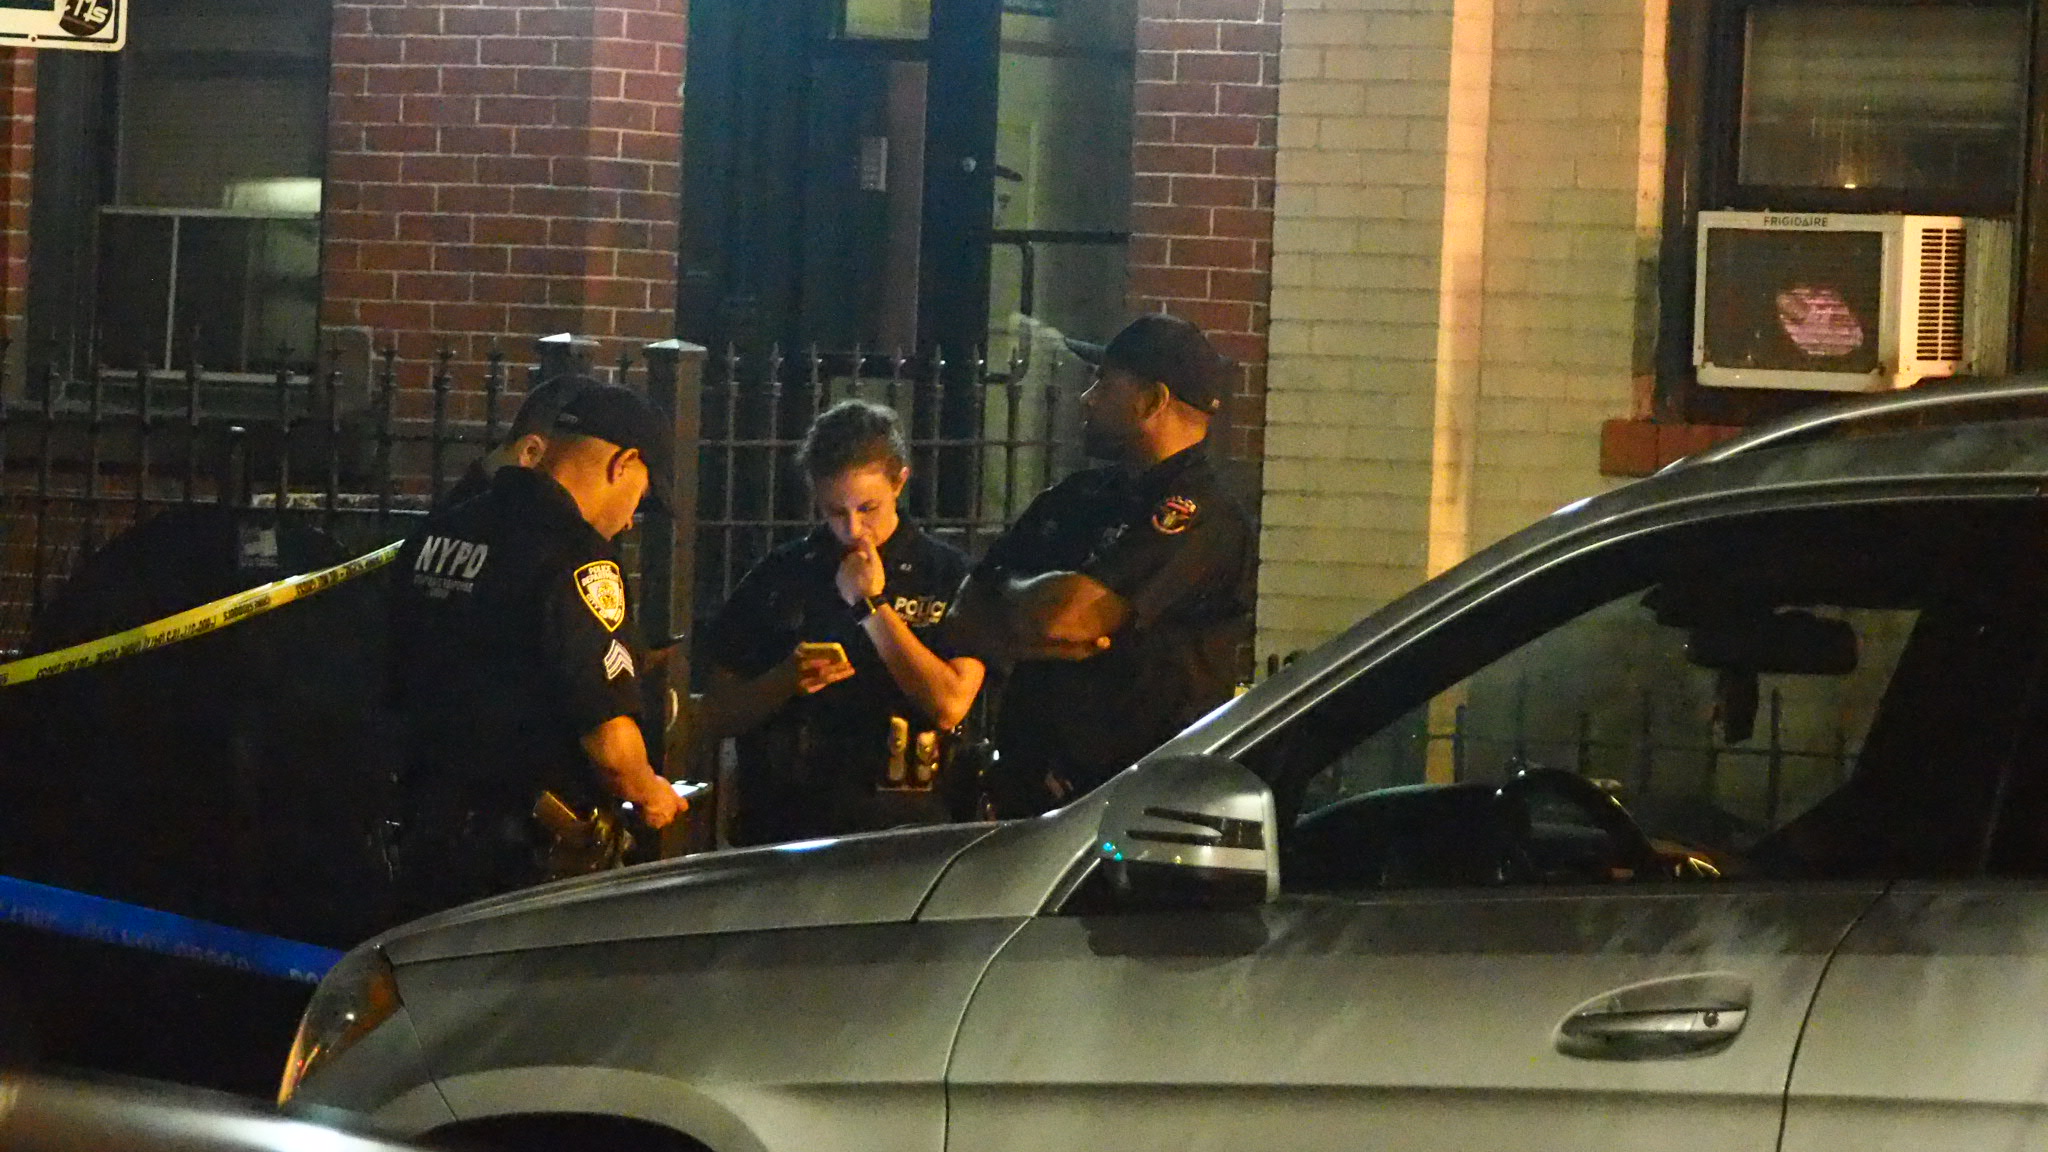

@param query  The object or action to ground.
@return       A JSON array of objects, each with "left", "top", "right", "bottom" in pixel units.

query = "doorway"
[{"left": 676, "top": 0, "right": 1134, "bottom": 357}]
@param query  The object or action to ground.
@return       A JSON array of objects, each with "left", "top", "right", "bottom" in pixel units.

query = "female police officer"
[{"left": 699, "top": 400, "right": 984, "bottom": 845}]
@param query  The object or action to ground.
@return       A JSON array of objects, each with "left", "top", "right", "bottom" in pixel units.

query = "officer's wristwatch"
[{"left": 850, "top": 593, "right": 885, "bottom": 622}]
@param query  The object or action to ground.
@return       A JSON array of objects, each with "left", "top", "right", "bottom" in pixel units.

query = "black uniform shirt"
[
  {"left": 387, "top": 467, "right": 643, "bottom": 811},
  {"left": 979, "top": 443, "right": 1254, "bottom": 788},
  {"left": 706, "top": 521, "right": 969, "bottom": 833},
  {"left": 437, "top": 458, "right": 492, "bottom": 511}
]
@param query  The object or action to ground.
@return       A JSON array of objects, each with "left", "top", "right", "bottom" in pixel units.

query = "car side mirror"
[{"left": 1079, "top": 754, "right": 1278, "bottom": 912}]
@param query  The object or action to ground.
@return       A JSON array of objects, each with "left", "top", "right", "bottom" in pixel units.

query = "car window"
[{"left": 1251, "top": 498, "right": 2048, "bottom": 893}]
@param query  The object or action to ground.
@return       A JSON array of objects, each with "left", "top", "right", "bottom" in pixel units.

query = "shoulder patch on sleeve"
[
  {"left": 575, "top": 561, "right": 628, "bottom": 631},
  {"left": 1151, "top": 495, "right": 1199, "bottom": 535}
]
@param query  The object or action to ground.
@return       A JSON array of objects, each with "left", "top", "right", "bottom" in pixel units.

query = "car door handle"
[{"left": 1558, "top": 1005, "right": 1748, "bottom": 1059}]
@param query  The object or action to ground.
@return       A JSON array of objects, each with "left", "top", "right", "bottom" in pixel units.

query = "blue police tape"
[{"left": 0, "top": 873, "right": 342, "bottom": 985}]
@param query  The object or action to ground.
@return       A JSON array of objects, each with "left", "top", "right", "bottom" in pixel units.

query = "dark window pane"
[
  {"left": 118, "top": 58, "right": 326, "bottom": 211},
  {"left": 1740, "top": 7, "right": 2026, "bottom": 196},
  {"left": 94, "top": 213, "right": 173, "bottom": 371},
  {"left": 244, "top": 217, "right": 322, "bottom": 371},
  {"left": 172, "top": 216, "right": 254, "bottom": 371},
  {"left": 989, "top": 1, "right": 1133, "bottom": 361},
  {"left": 96, "top": 212, "right": 319, "bottom": 374}
]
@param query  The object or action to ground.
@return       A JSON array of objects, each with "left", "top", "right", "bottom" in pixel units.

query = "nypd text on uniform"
[{"left": 414, "top": 536, "right": 491, "bottom": 579}]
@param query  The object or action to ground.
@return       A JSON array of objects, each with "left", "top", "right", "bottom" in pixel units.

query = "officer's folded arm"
[
  {"left": 944, "top": 573, "right": 1010, "bottom": 659},
  {"left": 580, "top": 714, "right": 682, "bottom": 829},
  {"left": 952, "top": 569, "right": 1127, "bottom": 664}
]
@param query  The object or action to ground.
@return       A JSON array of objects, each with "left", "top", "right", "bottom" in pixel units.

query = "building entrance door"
[{"left": 677, "top": 0, "right": 1132, "bottom": 357}]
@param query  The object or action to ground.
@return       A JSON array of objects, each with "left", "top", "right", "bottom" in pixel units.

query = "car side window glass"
[{"left": 1267, "top": 500, "right": 2048, "bottom": 894}]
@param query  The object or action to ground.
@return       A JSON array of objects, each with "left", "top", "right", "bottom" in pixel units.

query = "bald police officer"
[
  {"left": 387, "top": 384, "right": 682, "bottom": 919},
  {"left": 951, "top": 313, "right": 1255, "bottom": 816}
]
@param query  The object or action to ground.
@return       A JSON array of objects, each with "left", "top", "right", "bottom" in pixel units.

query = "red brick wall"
[
  {"left": 0, "top": 49, "right": 33, "bottom": 641},
  {"left": 0, "top": 48, "right": 33, "bottom": 356},
  {"left": 1128, "top": 0, "right": 1278, "bottom": 465},
  {"left": 325, "top": 0, "right": 684, "bottom": 398}
]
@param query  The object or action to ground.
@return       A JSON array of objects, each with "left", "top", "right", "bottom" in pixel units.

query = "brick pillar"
[
  {"left": 1129, "top": 0, "right": 1279, "bottom": 468},
  {"left": 0, "top": 48, "right": 33, "bottom": 363},
  {"left": 325, "top": 0, "right": 684, "bottom": 388}
]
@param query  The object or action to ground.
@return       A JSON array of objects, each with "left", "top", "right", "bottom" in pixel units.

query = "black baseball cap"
[
  {"left": 551, "top": 383, "right": 676, "bottom": 513},
  {"left": 506, "top": 372, "right": 591, "bottom": 439},
  {"left": 1065, "top": 313, "right": 1228, "bottom": 414}
]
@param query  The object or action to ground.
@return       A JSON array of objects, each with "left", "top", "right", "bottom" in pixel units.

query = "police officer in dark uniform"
[
  {"left": 438, "top": 372, "right": 685, "bottom": 739},
  {"left": 386, "top": 384, "right": 683, "bottom": 919},
  {"left": 951, "top": 313, "right": 1254, "bottom": 816},
  {"left": 700, "top": 400, "right": 984, "bottom": 845}
]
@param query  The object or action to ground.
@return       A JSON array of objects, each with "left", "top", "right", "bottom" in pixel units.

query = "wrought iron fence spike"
[
  {"left": 430, "top": 346, "right": 453, "bottom": 502},
  {"left": 324, "top": 356, "right": 342, "bottom": 535},
  {"left": 83, "top": 354, "right": 105, "bottom": 556},
  {"left": 484, "top": 346, "right": 506, "bottom": 444}
]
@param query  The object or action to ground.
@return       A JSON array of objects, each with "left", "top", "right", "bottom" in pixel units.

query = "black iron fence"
[
  {"left": 0, "top": 333, "right": 600, "bottom": 653},
  {"left": 0, "top": 329, "right": 1089, "bottom": 664}
]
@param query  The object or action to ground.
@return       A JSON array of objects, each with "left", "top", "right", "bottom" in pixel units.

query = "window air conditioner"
[{"left": 1693, "top": 210, "right": 2013, "bottom": 391}]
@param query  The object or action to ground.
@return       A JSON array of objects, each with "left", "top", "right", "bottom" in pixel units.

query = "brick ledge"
[{"left": 1599, "top": 419, "right": 1745, "bottom": 478}]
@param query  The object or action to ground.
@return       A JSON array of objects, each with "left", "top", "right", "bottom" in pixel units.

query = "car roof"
[{"left": 1672, "top": 372, "right": 2048, "bottom": 470}]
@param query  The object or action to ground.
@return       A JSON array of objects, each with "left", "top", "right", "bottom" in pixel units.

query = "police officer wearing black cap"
[
  {"left": 951, "top": 313, "right": 1255, "bottom": 816},
  {"left": 386, "top": 383, "right": 684, "bottom": 919}
]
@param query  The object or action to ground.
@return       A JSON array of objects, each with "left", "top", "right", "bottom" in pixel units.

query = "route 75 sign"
[{"left": 0, "top": 0, "right": 123, "bottom": 50}]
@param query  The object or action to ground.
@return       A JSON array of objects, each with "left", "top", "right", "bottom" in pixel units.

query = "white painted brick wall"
[{"left": 1265, "top": 0, "right": 1665, "bottom": 666}]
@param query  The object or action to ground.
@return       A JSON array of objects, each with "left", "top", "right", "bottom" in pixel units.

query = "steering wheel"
[{"left": 1496, "top": 767, "right": 1660, "bottom": 884}]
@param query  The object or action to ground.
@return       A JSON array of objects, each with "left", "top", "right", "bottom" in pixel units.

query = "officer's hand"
[
  {"left": 635, "top": 780, "right": 684, "bottom": 830},
  {"left": 789, "top": 646, "right": 856, "bottom": 694},
  {"left": 836, "top": 541, "right": 886, "bottom": 605}
]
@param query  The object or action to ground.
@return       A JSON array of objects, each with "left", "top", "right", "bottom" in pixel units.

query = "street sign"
[{"left": 0, "top": 0, "right": 123, "bottom": 51}]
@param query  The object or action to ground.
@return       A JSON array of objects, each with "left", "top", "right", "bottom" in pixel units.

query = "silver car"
[{"left": 283, "top": 381, "right": 2048, "bottom": 1152}]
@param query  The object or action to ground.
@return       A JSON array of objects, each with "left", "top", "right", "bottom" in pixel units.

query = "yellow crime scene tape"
[{"left": 0, "top": 541, "right": 403, "bottom": 687}]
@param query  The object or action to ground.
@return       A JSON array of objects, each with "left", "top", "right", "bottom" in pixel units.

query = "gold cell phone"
[{"left": 795, "top": 640, "right": 848, "bottom": 664}]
